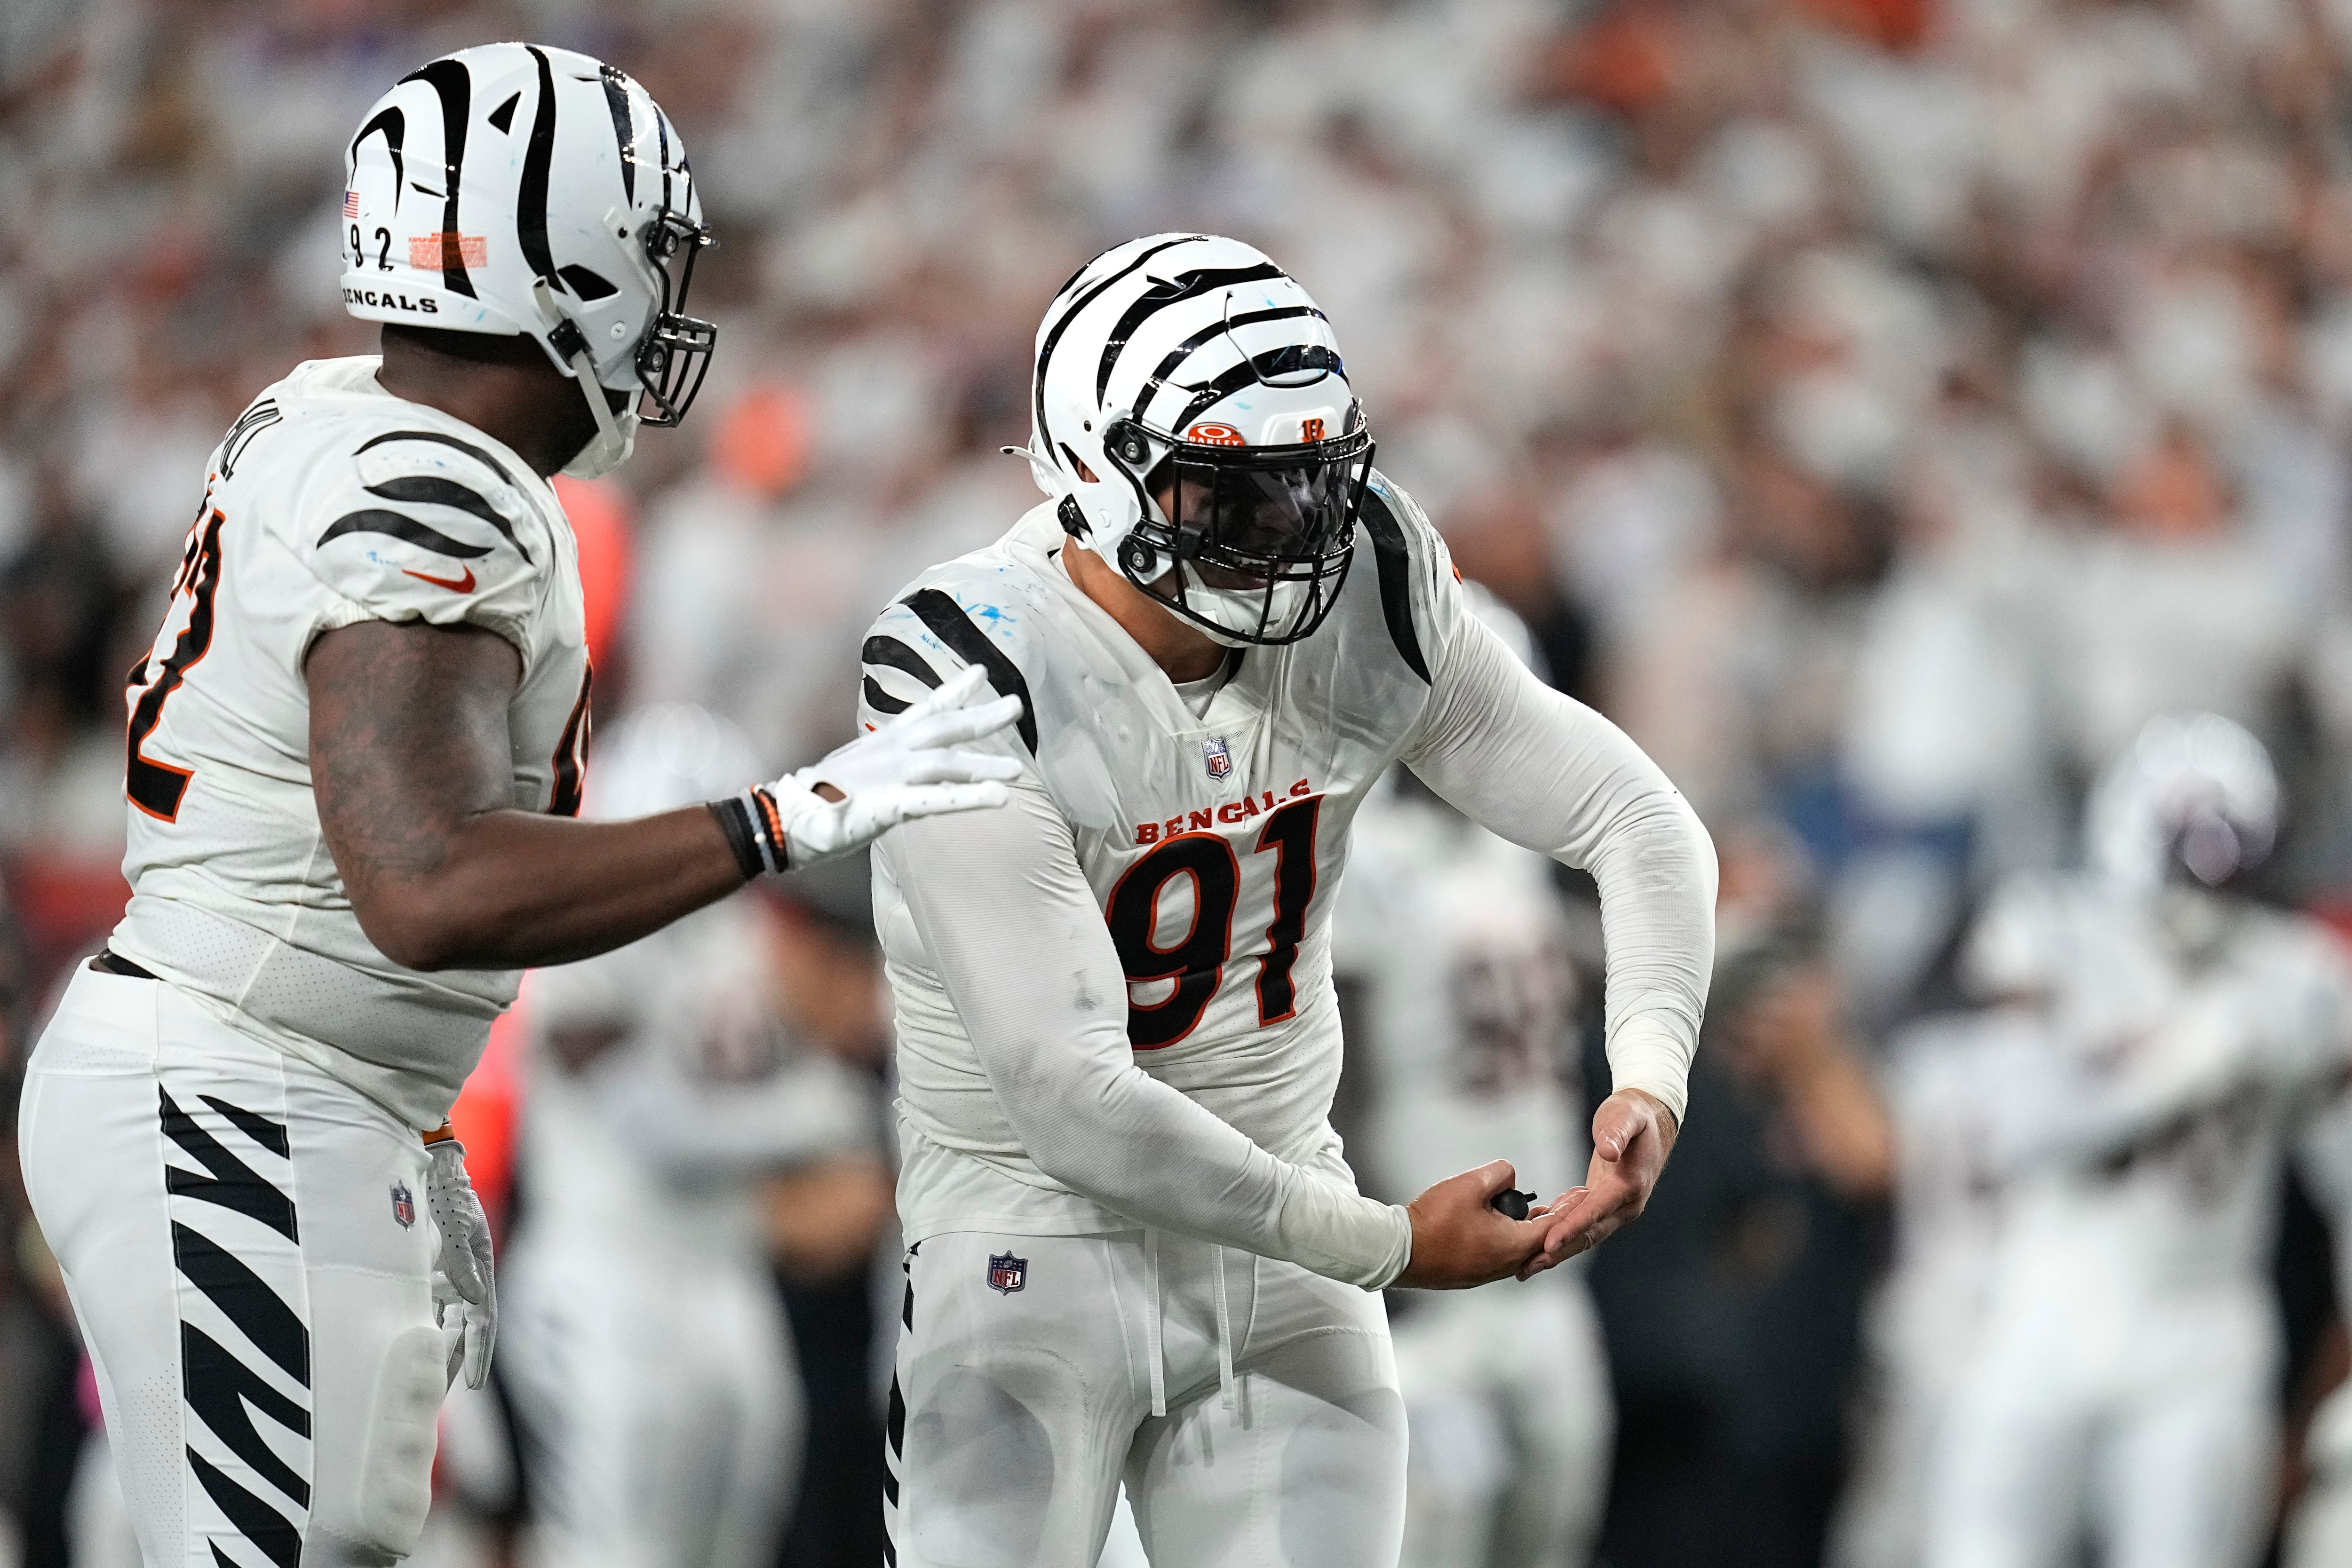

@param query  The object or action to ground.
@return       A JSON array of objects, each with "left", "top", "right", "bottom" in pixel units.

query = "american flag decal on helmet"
[{"left": 344, "top": 190, "right": 361, "bottom": 218}]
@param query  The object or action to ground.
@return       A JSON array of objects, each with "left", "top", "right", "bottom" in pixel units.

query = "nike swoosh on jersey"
[{"left": 403, "top": 564, "right": 476, "bottom": 593}]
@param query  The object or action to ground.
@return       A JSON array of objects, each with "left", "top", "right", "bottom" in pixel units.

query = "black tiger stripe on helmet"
[{"left": 1030, "top": 234, "right": 1203, "bottom": 480}]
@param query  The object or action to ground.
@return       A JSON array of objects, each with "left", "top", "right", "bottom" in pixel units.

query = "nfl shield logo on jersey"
[
  {"left": 987, "top": 1251, "right": 1028, "bottom": 1295},
  {"left": 389, "top": 1181, "right": 415, "bottom": 1229},
  {"left": 1203, "top": 736, "right": 1233, "bottom": 781}
]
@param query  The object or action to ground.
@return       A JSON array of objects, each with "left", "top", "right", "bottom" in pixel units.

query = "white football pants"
[
  {"left": 498, "top": 1243, "right": 803, "bottom": 1568},
  {"left": 886, "top": 1228, "right": 1406, "bottom": 1568},
  {"left": 1828, "top": 1277, "right": 1985, "bottom": 1568},
  {"left": 1392, "top": 1279, "right": 1613, "bottom": 1568},
  {"left": 2287, "top": 1472, "right": 2352, "bottom": 1568},
  {"left": 19, "top": 966, "right": 447, "bottom": 1568},
  {"left": 1924, "top": 1283, "right": 2276, "bottom": 1568}
]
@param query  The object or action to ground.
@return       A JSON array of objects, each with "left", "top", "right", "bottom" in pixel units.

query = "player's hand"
[
  {"left": 1520, "top": 1088, "right": 1677, "bottom": 1280},
  {"left": 1394, "top": 1160, "right": 1548, "bottom": 1289},
  {"left": 750, "top": 666, "right": 1025, "bottom": 870},
  {"left": 425, "top": 1138, "right": 497, "bottom": 1389}
]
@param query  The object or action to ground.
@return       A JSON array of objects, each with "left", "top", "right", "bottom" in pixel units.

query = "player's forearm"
[
  {"left": 1585, "top": 791, "right": 1716, "bottom": 1125},
  {"left": 351, "top": 804, "right": 747, "bottom": 970},
  {"left": 1005, "top": 1039, "right": 1411, "bottom": 1287},
  {"left": 1408, "top": 619, "right": 1716, "bottom": 1123},
  {"left": 308, "top": 618, "right": 751, "bottom": 971}
]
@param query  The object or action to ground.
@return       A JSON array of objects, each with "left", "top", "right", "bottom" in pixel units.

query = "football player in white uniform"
[
  {"left": 1330, "top": 596, "right": 1613, "bottom": 1568},
  {"left": 498, "top": 705, "right": 881, "bottom": 1568},
  {"left": 16, "top": 44, "right": 1018, "bottom": 1568},
  {"left": 1925, "top": 715, "right": 2352, "bottom": 1568},
  {"left": 1828, "top": 959, "right": 2054, "bottom": 1568},
  {"left": 858, "top": 234, "right": 1718, "bottom": 1568},
  {"left": 2285, "top": 1090, "right": 2352, "bottom": 1568}
]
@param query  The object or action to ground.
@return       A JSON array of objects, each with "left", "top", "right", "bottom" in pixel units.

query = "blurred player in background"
[
  {"left": 1925, "top": 715, "right": 2352, "bottom": 1568},
  {"left": 13, "top": 43, "right": 1020, "bottom": 1568},
  {"left": 1828, "top": 925, "right": 2069, "bottom": 1568},
  {"left": 861, "top": 233, "right": 1716, "bottom": 1568},
  {"left": 498, "top": 705, "right": 882, "bottom": 1568},
  {"left": 2287, "top": 1091, "right": 2352, "bottom": 1568},
  {"left": 1332, "top": 589, "right": 1613, "bottom": 1568}
]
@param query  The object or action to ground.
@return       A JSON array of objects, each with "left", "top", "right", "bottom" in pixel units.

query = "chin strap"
[
  {"left": 1003, "top": 436, "right": 1068, "bottom": 506},
  {"left": 532, "top": 277, "right": 635, "bottom": 479}
]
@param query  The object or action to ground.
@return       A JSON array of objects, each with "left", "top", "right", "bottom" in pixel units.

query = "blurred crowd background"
[{"left": 6, "top": 0, "right": 2352, "bottom": 1566}]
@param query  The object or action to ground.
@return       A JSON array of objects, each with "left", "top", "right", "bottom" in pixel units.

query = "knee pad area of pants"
[
  {"left": 328, "top": 1324, "right": 444, "bottom": 1562},
  {"left": 906, "top": 1352, "right": 1076, "bottom": 1567}
]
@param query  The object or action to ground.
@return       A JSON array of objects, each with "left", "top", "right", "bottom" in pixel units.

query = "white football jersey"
[
  {"left": 862, "top": 475, "right": 1476, "bottom": 1243},
  {"left": 1993, "top": 897, "right": 2352, "bottom": 1297},
  {"left": 108, "top": 355, "right": 589, "bottom": 1128},
  {"left": 1331, "top": 786, "right": 1584, "bottom": 1206}
]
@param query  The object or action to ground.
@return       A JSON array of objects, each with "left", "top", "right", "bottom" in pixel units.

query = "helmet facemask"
[
  {"left": 1104, "top": 416, "right": 1373, "bottom": 646},
  {"left": 633, "top": 208, "right": 717, "bottom": 427},
  {"left": 549, "top": 204, "right": 715, "bottom": 478},
  {"left": 1097, "top": 323, "right": 1374, "bottom": 647},
  {"left": 2164, "top": 799, "right": 2273, "bottom": 889}
]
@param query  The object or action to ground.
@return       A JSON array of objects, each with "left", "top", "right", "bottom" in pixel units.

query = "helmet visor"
[{"left": 635, "top": 209, "right": 718, "bottom": 427}]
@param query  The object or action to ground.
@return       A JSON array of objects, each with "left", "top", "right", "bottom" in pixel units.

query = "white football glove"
[
  {"left": 425, "top": 1137, "right": 497, "bottom": 1390},
  {"left": 731, "top": 664, "right": 1023, "bottom": 872}
]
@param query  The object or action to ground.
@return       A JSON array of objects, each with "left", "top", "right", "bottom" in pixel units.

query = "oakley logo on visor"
[{"left": 1186, "top": 423, "right": 1246, "bottom": 447}]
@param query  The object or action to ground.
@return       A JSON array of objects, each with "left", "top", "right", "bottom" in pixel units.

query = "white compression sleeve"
[
  {"left": 885, "top": 787, "right": 1413, "bottom": 1289},
  {"left": 1405, "top": 613, "right": 1718, "bottom": 1125}
]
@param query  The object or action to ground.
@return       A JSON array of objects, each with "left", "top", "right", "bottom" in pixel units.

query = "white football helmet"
[
  {"left": 341, "top": 43, "right": 716, "bottom": 477},
  {"left": 1019, "top": 233, "right": 1375, "bottom": 646},
  {"left": 2086, "top": 712, "right": 2278, "bottom": 899}
]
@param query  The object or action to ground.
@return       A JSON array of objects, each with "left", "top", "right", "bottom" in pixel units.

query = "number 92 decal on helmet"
[
  {"left": 1016, "top": 234, "right": 1376, "bottom": 648},
  {"left": 341, "top": 42, "right": 718, "bottom": 478}
]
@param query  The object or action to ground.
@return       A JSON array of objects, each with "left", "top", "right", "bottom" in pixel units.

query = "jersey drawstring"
[
  {"left": 1212, "top": 1244, "right": 1240, "bottom": 1417},
  {"left": 1144, "top": 1227, "right": 1168, "bottom": 1418}
]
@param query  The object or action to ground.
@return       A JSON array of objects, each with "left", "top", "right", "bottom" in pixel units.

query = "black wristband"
[{"left": 708, "top": 797, "right": 764, "bottom": 881}]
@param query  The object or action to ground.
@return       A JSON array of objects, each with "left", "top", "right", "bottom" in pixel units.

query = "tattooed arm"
[{"left": 306, "top": 620, "right": 746, "bottom": 971}]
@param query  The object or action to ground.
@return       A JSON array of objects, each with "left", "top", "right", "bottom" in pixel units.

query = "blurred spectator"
[{"left": 1585, "top": 827, "right": 1893, "bottom": 1568}]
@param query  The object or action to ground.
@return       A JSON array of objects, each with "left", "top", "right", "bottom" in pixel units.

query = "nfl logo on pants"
[{"left": 987, "top": 1251, "right": 1028, "bottom": 1295}]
